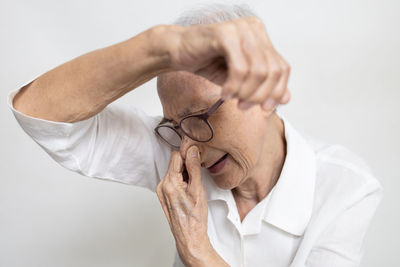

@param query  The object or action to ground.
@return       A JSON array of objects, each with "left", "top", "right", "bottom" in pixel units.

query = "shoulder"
[
  {"left": 100, "top": 102, "right": 163, "bottom": 129},
  {"left": 304, "top": 135, "right": 383, "bottom": 212}
]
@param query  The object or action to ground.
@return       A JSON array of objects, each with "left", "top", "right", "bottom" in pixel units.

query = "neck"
[{"left": 232, "top": 113, "right": 286, "bottom": 203}]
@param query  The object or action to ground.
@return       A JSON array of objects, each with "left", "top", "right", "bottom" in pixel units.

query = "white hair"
[{"left": 173, "top": 3, "right": 258, "bottom": 26}]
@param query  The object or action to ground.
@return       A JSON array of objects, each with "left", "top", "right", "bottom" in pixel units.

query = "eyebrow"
[{"left": 162, "top": 106, "right": 209, "bottom": 123}]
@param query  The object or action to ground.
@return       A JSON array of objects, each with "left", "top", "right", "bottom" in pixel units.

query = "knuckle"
[
  {"left": 248, "top": 17, "right": 264, "bottom": 30},
  {"left": 269, "top": 67, "right": 282, "bottom": 80},
  {"left": 254, "top": 93, "right": 268, "bottom": 104},
  {"left": 248, "top": 88, "right": 269, "bottom": 103},
  {"left": 157, "top": 181, "right": 165, "bottom": 192},
  {"left": 232, "top": 64, "right": 247, "bottom": 78},
  {"left": 234, "top": 18, "right": 247, "bottom": 27},
  {"left": 237, "top": 88, "right": 251, "bottom": 99},
  {"left": 163, "top": 182, "right": 174, "bottom": 195},
  {"left": 270, "top": 87, "right": 285, "bottom": 100},
  {"left": 219, "top": 22, "right": 236, "bottom": 36},
  {"left": 242, "top": 37, "right": 253, "bottom": 52},
  {"left": 156, "top": 183, "right": 162, "bottom": 194},
  {"left": 251, "top": 65, "right": 268, "bottom": 79},
  {"left": 156, "top": 184, "right": 165, "bottom": 200},
  {"left": 282, "top": 63, "right": 291, "bottom": 74},
  {"left": 249, "top": 96, "right": 264, "bottom": 104},
  {"left": 247, "top": 16, "right": 261, "bottom": 25}
]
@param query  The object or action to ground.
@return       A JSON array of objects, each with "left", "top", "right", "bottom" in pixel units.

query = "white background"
[{"left": 1, "top": 0, "right": 399, "bottom": 266}]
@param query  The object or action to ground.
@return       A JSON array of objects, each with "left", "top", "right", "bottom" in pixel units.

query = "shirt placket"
[
  {"left": 226, "top": 193, "right": 247, "bottom": 267},
  {"left": 240, "top": 233, "right": 246, "bottom": 267}
]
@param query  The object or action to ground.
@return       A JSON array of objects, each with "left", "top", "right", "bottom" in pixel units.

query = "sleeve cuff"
[{"left": 7, "top": 87, "right": 95, "bottom": 143}]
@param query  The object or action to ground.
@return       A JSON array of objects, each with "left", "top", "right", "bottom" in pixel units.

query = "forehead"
[{"left": 157, "top": 71, "right": 221, "bottom": 119}]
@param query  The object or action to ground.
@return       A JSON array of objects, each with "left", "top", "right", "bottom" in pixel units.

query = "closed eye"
[{"left": 162, "top": 107, "right": 210, "bottom": 124}]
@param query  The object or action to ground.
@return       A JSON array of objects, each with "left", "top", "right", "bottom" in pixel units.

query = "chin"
[
  {"left": 209, "top": 159, "right": 241, "bottom": 189},
  {"left": 211, "top": 173, "right": 240, "bottom": 190}
]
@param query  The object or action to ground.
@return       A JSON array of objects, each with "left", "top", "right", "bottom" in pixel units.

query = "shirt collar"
[
  {"left": 262, "top": 112, "right": 316, "bottom": 236},
  {"left": 201, "top": 112, "right": 316, "bottom": 236}
]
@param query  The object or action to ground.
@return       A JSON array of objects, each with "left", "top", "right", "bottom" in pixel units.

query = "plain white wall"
[{"left": 1, "top": 0, "right": 399, "bottom": 266}]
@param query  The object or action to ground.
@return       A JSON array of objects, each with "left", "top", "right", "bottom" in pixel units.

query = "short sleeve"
[
  {"left": 7, "top": 88, "right": 172, "bottom": 192},
  {"left": 305, "top": 179, "right": 383, "bottom": 267}
]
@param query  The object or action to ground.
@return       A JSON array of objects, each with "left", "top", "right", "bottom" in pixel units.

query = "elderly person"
[{"left": 8, "top": 4, "right": 382, "bottom": 267}]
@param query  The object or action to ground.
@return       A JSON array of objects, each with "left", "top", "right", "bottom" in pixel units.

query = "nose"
[{"left": 179, "top": 135, "right": 201, "bottom": 161}]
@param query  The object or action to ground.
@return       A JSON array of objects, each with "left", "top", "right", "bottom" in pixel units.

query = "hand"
[
  {"left": 166, "top": 16, "right": 291, "bottom": 111},
  {"left": 156, "top": 146, "right": 219, "bottom": 266}
]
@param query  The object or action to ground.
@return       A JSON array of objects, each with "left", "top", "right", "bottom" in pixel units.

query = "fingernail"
[
  {"left": 238, "top": 101, "right": 252, "bottom": 110},
  {"left": 262, "top": 98, "right": 276, "bottom": 110},
  {"left": 189, "top": 146, "right": 200, "bottom": 158}
]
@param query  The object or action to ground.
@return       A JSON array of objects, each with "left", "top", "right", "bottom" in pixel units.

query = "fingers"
[
  {"left": 156, "top": 151, "right": 184, "bottom": 226},
  {"left": 233, "top": 20, "right": 268, "bottom": 103},
  {"left": 215, "top": 17, "right": 291, "bottom": 110},
  {"left": 168, "top": 151, "right": 183, "bottom": 174},
  {"left": 246, "top": 52, "right": 291, "bottom": 111},
  {"left": 156, "top": 179, "right": 172, "bottom": 225},
  {"left": 244, "top": 51, "right": 282, "bottom": 107},
  {"left": 169, "top": 16, "right": 290, "bottom": 109},
  {"left": 262, "top": 52, "right": 291, "bottom": 108},
  {"left": 185, "top": 146, "right": 202, "bottom": 197},
  {"left": 219, "top": 24, "right": 248, "bottom": 99},
  {"left": 280, "top": 89, "right": 291, "bottom": 104},
  {"left": 156, "top": 146, "right": 203, "bottom": 209},
  {"left": 155, "top": 147, "right": 204, "bottom": 233}
]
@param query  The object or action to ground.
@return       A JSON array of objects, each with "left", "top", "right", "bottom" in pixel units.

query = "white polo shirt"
[{"left": 8, "top": 88, "right": 382, "bottom": 267}]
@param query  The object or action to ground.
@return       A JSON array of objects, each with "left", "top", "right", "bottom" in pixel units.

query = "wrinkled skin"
[
  {"left": 156, "top": 146, "right": 211, "bottom": 266},
  {"left": 155, "top": 72, "right": 286, "bottom": 266},
  {"left": 166, "top": 16, "right": 291, "bottom": 110},
  {"left": 155, "top": 16, "right": 288, "bottom": 267}
]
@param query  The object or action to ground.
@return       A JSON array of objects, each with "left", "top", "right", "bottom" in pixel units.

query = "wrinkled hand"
[
  {"left": 156, "top": 146, "right": 214, "bottom": 266},
  {"left": 167, "top": 16, "right": 291, "bottom": 111}
]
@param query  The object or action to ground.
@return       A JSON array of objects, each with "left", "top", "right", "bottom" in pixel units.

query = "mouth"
[{"left": 207, "top": 153, "right": 228, "bottom": 174}]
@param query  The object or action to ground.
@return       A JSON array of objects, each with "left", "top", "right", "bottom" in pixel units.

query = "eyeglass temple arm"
[{"left": 205, "top": 98, "right": 224, "bottom": 117}]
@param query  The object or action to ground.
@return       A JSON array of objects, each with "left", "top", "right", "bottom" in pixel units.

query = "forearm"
[{"left": 13, "top": 25, "right": 176, "bottom": 122}]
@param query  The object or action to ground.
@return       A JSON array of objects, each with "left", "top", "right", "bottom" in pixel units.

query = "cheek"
[
  {"left": 212, "top": 113, "right": 265, "bottom": 177},
  {"left": 230, "top": 114, "right": 265, "bottom": 160},
  {"left": 207, "top": 102, "right": 266, "bottom": 169}
]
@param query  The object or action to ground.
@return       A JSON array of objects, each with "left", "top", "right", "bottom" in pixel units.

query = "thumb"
[{"left": 185, "top": 146, "right": 202, "bottom": 195}]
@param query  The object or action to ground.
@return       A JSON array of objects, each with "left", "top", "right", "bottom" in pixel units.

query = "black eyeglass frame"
[{"left": 154, "top": 98, "right": 225, "bottom": 148}]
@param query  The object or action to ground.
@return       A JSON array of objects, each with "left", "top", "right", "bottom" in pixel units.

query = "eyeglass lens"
[
  {"left": 157, "top": 117, "right": 213, "bottom": 147},
  {"left": 157, "top": 126, "right": 181, "bottom": 147},
  {"left": 181, "top": 117, "right": 212, "bottom": 141}
]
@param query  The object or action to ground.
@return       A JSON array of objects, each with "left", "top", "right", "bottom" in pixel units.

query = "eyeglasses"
[{"left": 154, "top": 98, "right": 224, "bottom": 149}]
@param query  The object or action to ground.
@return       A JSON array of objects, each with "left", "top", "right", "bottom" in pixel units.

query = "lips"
[
  {"left": 209, "top": 154, "right": 228, "bottom": 168},
  {"left": 207, "top": 153, "right": 228, "bottom": 174}
]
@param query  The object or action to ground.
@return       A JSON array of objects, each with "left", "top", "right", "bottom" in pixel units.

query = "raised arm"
[
  {"left": 12, "top": 26, "right": 173, "bottom": 122},
  {"left": 13, "top": 17, "right": 290, "bottom": 123}
]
